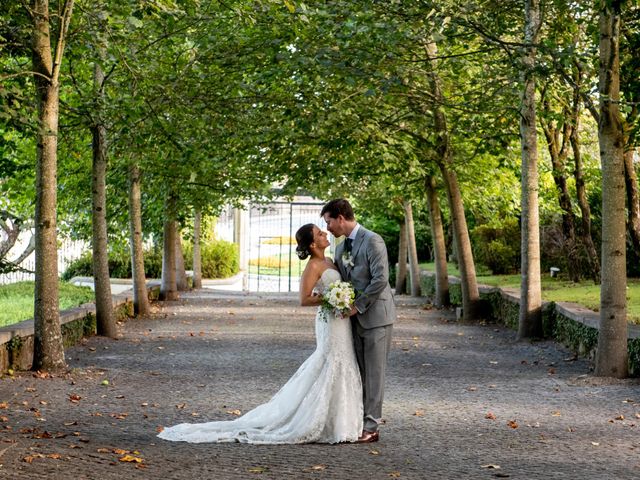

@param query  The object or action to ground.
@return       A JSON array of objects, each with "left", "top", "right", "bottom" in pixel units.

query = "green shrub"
[
  {"left": 62, "top": 247, "right": 163, "bottom": 280},
  {"left": 184, "top": 239, "right": 239, "bottom": 279},
  {"left": 471, "top": 219, "right": 520, "bottom": 274},
  {"left": 63, "top": 239, "right": 238, "bottom": 281}
]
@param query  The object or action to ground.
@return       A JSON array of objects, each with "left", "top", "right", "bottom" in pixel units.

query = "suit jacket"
[{"left": 335, "top": 226, "right": 396, "bottom": 329}]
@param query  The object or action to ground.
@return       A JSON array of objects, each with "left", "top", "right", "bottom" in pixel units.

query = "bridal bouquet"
[{"left": 322, "top": 280, "right": 355, "bottom": 317}]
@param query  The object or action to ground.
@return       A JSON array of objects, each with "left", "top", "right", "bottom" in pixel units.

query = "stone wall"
[{"left": 420, "top": 271, "right": 640, "bottom": 376}]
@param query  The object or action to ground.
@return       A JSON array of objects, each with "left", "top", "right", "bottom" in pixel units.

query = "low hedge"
[{"left": 62, "top": 239, "right": 239, "bottom": 280}]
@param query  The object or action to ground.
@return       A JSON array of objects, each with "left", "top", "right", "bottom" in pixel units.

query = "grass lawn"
[
  {"left": 419, "top": 262, "right": 640, "bottom": 324},
  {"left": 0, "top": 281, "right": 95, "bottom": 328}
]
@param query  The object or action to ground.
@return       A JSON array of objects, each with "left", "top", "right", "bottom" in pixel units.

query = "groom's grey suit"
[{"left": 335, "top": 225, "right": 396, "bottom": 433}]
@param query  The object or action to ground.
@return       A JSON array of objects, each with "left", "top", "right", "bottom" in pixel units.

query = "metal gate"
[{"left": 248, "top": 201, "right": 326, "bottom": 292}]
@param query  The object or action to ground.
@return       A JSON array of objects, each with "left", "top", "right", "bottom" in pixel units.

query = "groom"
[{"left": 321, "top": 199, "right": 396, "bottom": 443}]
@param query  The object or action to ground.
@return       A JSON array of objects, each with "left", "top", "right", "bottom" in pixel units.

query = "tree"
[
  {"left": 425, "top": 175, "right": 450, "bottom": 308},
  {"left": 128, "top": 161, "right": 149, "bottom": 315},
  {"left": 595, "top": 0, "right": 628, "bottom": 378},
  {"left": 192, "top": 209, "right": 203, "bottom": 289},
  {"left": 424, "top": 39, "right": 481, "bottom": 321},
  {"left": 395, "top": 219, "right": 408, "bottom": 295},
  {"left": 89, "top": 7, "right": 115, "bottom": 337},
  {"left": 517, "top": 0, "right": 543, "bottom": 340},
  {"left": 30, "top": 0, "right": 75, "bottom": 371},
  {"left": 403, "top": 200, "right": 421, "bottom": 297}
]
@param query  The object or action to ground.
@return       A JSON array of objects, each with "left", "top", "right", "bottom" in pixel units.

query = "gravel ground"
[{"left": 1, "top": 289, "right": 639, "bottom": 479}]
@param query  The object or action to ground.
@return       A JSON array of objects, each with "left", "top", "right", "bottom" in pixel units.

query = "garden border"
[
  {"left": 0, "top": 281, "right": 161, "bottom": 372},
  {"left": 420, "top": 271, "right": 640, "bottom": 376}
]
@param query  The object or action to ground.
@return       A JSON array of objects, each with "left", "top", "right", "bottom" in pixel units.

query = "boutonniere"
[{"left": 341, "top": 251, "right": 355, "bottom": 267}]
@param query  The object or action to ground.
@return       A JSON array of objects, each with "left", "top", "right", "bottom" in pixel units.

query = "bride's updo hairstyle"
[{"left": 295, "top": 223, "right": 316, "bottom": 260}]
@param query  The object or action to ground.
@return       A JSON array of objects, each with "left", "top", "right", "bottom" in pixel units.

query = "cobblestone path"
[{"left": 0, "top": 290, "right": 638, "bottom": 479}]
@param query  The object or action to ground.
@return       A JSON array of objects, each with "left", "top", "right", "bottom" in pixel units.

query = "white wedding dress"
[{"left": 157, "top": 268, "right": 363, "bottom": 444}]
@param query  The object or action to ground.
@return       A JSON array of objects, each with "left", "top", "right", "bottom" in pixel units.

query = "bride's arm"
[{"left": 299, "top": 261, "right": 323, "bottom": 306}]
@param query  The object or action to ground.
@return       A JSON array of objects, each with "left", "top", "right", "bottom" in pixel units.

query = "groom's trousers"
[{"left": 352, "top": 321, "right": 393, "bottom": 433}]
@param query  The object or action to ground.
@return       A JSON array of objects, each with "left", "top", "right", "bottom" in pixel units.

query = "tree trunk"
[
  {"left": 395, "top": 219, "right": 407, "bottom": 295},
  {"left": 438, "top": 163, "right": 481, "bottom": 320},
  {"left": 517, "top": 0, "right": 543, "bottom": 340},
  {"left": 160, "top": 196, "right": 178, "bottom": 301},
  {"left": 425, "top": 175, "right": 450, "bottom": 307},
  {"left": 175, "top": 227, "right": 188, "bottom": 291},
  {"left": 193, "top": 209, "right": 203, "bottom": 289},
  {"left": 403, "top": 200, "right": 421, "bottom": 297},
  {"left": 624, "top": 149, "right": 640, "bottom": 255},
  {"left": 91, "top": 60, "right": 115, "bottom": 338},
  {"left": 540, "top": 97, "right": 580, "bottom": 281},
  {"left": 570, "top": 78, "right": 601, "bottom": 284},
  {"left": 425, "top": 40, "right": 480, "bottom": 320},
  {"left": 128, "top": 162, "right": 149, "bottom": 315},
  {"left": 31, "top": 0, "right": 75, "bottom": 371},
  {"left": 595, "top": 0, "right": 627, "bottom": 378}
]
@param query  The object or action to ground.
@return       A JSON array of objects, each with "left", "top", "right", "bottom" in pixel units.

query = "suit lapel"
[{"left": 350, "top": 227, "right": 366, "bottom": 261}]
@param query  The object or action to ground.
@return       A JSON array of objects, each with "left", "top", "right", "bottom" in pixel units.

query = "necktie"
[{"left": 345, "top": 237, "right": 353, "bottom": 252}]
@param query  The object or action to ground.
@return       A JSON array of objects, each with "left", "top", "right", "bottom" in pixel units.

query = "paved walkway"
[{"left": 1, "top": 290, "right": 639, "bottom": 479}]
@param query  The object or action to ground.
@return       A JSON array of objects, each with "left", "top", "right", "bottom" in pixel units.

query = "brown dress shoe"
[{"left": 356, "top": 430, "right": 379, "bottom": 443}]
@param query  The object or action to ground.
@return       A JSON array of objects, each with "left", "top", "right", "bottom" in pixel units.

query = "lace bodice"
[{"left": 313, "top": 268, "right": 341, "bottom": 294}]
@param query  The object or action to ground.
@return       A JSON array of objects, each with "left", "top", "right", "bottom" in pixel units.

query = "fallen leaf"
[
  {"left": 226, "top": 409, "right": 242, "bottom": 416},
  {"left": 64, "top": 421, "right": 77, "bottom": 426},
  {"left": 156, "top": 426, "right": 164, "bottom": 433},
  {"left": 176, "top": 403, "right": 186, "bottom": 409},
  {"left": 369, "top": 449, "right": 380, "bottom": 455},
  {"left": 0, "top": 402, "right": 8, "bottom": 409},
  {"left": 507, "top": 420, "right": 518, "bottom": 429},
  {"left": 467, "top": 386, "right": 477, "bottom": 392},
  {"left": 413, "top": 410, "right": 425, "bottom": 417},
  {"left": 23, "top": 454, "right": 44, "bottom": 463},
  {"left": 311, "top": 464, "right": 326, "bottom": 471},
  {"left": 119, "top": 455, "right": 143, "bottom": 464},
  {"left": 0, "top": 416, "right": 8, "bottom": 422},
  {"left": 247, "top": 466, "right": 268, "bottom": 473},
  {"left": 551, "top": 411, "right": 561, "bottom": 417},
  {"left": 615, "top": 415, "right": 625, "bottom": 421},
  {"left": 69, "top": 394, "right": 81, "bottom": 403},
  {"left": 485, "top": 412, "right": 497, "bottom": 420},
  {"left": 548, "top": 368, "right": 556, "bottom": 375},
  {"left": 388, "top": 472, "right": 401, "bottom": 478},
  {"left": 46, "top": 453, "right": 62, "bottom": 459},
  {"left": 481, "top": 464, "right": 501, "bottom": 469},
  {"left": 113, "top": 448, "right": 128, "bottom": 455},
  {"left": 591, "top": 442, "right": 600, "bottom": 446},
  {"left": 97, "top": 448, "right": 111, "bottom": 453}
]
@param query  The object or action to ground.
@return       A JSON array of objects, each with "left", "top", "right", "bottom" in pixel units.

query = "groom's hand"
[{"left": 348, "top": 305, "right": 358, "bottom": 317}]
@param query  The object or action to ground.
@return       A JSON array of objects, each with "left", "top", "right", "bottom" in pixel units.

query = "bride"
[{"left": 157, "top": 224, "right": 363, "bottom": 444}]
